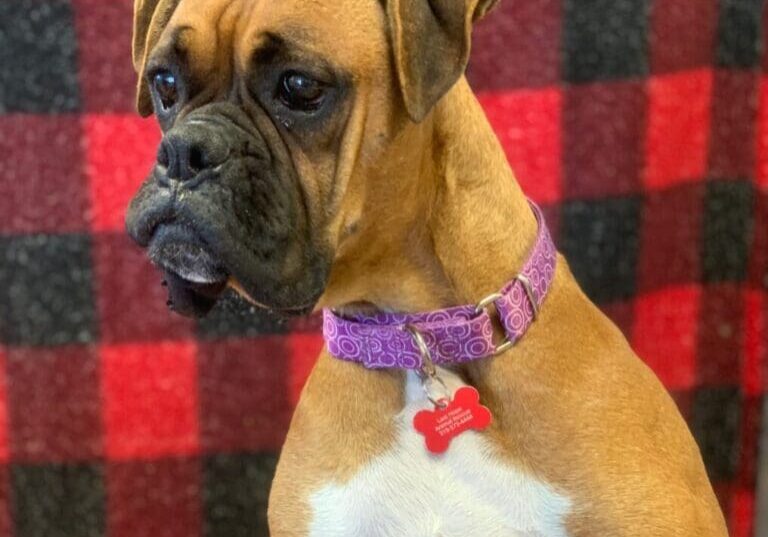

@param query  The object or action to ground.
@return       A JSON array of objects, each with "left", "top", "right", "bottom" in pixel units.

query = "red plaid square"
[
  {"left": 93, "top": 232, "right": 194, "bottom": 343},
  {"left": 731, "top": 395, "right": 763, "bottom": 537},
  {"left": 670, "top": 390, "right": 694, "bottom": 421},
  {"left": 102, "top": 342, "right": 199, "bottom": 460},
  {"left": 107, "top": 458, "right": 201, "bottom": 537},
  {"left": 72, "top": 0, "right": 135, "bottom": 112},
  {"left": 756, "top": 77, "right": 768, "bottom": 189},
  {"left": 563, "top": 80, "right": 646, "bottom": 199},
  {"left": 737, "top": 397, "right": 761, "bottom": 489},
  {"left": 637, "top": 183, "right": 704, "bottom": 290},
  {"left": 288, "top": 333, "right": 323, "bottom": 406},
  {"left": 0, "top": 348, "right": 7, "bottom": 464},
  {"left": 480, "top": 88, "right": 562, "bottom": 204},
  {"left": 469, "top": 0, "right": 561, "bottom": 89},
  {"left": 0, "top": 115, "right": 89, "bottom": 234},
  {"left": 645, "top": 69, "right": 713, "bottom": 189},
  {"left": 709, "top": 70, "right": 759, "bottom": 179},
  {"left": 744, "top": 291, "right": 766, "bottom": 396},
  {"left": 632, "top": 286, "right": 700, "bottom": 390},
  {"left": 84, "top": 114, "right": 161, "bottom": 232},
  {"left": 697, "top": 284, "right": 746, "bottom": 386},
  {"left": 288, "top": 312, "right": 323, "bottom": 333},
  {"left": 198, "top": 337, "right": 292, "bottom": 452},
  {"left": 731, "top": 488, "right": 756, "bottom": 537},
  {"left": 714, "top": 484, "right": 735, "bottom": 527},
  {"left": 0, "top": 465, "right": 9, "bottom": 537},
  {"left": 600, "top": 301, "right": 635, "bottom": 339},
  {"left": 649, "top": 0, "right": 718, "bottom": 74},
  {"left": 6, "top": 346, "right": 102, "bottom": 462}
]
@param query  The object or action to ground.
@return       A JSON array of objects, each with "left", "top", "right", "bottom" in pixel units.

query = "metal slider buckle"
[
  {"left": 515, "top": 273, "right": 539, "bottom": 319},
  {"left": 406, "top": 325, "right": 451, "bottom": 408},
  {"left": 474, "top": 292, "right": 513, "bottom": 356},
  {"left": 474, "top": 273, "right": 539, "bottom": 356}
]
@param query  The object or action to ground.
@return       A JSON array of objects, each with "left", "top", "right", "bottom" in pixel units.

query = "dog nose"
[{"left": 157, "top": 123, "right": 228, "bottom": 182}]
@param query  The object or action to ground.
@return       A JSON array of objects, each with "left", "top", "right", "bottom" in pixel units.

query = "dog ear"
[
  {"left": 132, "top": 0, "right": 181, "bottom": 117},
  {"left": 386, "top": 0, "right": 499, "bottom": 122}
]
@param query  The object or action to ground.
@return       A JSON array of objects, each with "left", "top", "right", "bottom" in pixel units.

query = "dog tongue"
[{"left": 163, "top": 270, "right": 226, "bottom": 318}]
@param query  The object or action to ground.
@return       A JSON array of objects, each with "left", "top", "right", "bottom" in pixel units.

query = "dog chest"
[{"left": 307, "top": 370, "right": 572, "bottom": 537}]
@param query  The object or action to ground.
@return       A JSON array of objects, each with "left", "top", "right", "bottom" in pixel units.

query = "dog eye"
[
  {"left": 153, "top": 70, "right": 179, "bottom": 110},
  {"left": 278, "top": 71, "right": 326, "bottom": 112}
]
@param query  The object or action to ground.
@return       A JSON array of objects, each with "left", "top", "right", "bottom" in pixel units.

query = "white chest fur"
[{"left": 308, "top": 368, "right": 572, "bottom": 537}]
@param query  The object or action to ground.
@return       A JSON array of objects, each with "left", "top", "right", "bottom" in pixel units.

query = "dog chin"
[
  {"left": 145, "top": 222, "right": 322, "bottom": 318},
  {"left": 146, "top": 224, "right": 228, "bottom": 317}
]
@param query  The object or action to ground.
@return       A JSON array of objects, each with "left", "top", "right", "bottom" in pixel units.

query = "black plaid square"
[
  {"left": 0, "top": 235, "right": 97, "bottom": 346},
  {"left": 716, "top": 0, "right": 765, "bottom": 69},
  {"left": 0, "top": 0, "right": 80, "bottom": 113},
  {"left": 11, "top": 462, "right": 105, "bottom": 537},
  {"left": 750, "top": 192, "right": 768, "bottom": 290},
  {"left": 692, "top": 386, "right": 743, "bottom": 482},
  {"left": 203, "top": 453, "right": 278, "bottom": 537},
  {"left": 702, "top": 180, "right": 755, "bottom": 284},
  {"left": 563, "top": 0, "right": 652, "bottom": 83},
  {"left": 560, "top": 197, "right": 642, "bottom": 304}
]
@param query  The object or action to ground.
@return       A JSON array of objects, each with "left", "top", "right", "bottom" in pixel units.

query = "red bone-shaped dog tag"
[{"left": 413, "top": 386, "right": 492, "bottom": 454}]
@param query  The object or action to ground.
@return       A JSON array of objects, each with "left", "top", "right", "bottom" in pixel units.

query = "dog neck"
[{"left": 319, "top": 77, "right": 539, "bottom": 317}]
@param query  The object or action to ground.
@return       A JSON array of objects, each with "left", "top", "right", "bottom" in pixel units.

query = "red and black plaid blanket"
[{"left": 0, "top": 0, "right": 766, "bottom": 535}]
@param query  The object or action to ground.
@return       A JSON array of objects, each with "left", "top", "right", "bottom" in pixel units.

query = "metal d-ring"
[
  {"left": 405, "top": 325, "right": 451, "bottom": 408},
  {"left": 406, "top": 325, "right": 436, "bottom": 378}
]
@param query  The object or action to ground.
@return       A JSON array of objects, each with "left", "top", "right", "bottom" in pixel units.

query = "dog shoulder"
[{"left": 269, "top": 350, "right": 404, "bottom": 536}]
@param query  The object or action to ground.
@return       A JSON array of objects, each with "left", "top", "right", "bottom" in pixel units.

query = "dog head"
[{"left": 126, "top": 0, "right": 498, "bottom": 317}]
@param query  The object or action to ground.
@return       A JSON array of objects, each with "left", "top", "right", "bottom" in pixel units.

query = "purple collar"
[{"left": 322, "top": 200, "right": 556, "bottom": 371}]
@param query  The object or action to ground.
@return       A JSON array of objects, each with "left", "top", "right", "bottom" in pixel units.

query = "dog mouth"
[{"left": 148, "top": 224, "right": 229, "bottom": 317}]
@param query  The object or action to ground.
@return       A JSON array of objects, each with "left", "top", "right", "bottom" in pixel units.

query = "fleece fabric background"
[{"left": 1, "top": 0, "right": 767, "bottom": 535}]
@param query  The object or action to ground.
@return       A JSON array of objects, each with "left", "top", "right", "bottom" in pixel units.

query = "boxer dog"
[{"left": 126, "top": 0, "right": 728, "bottom": 535}]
